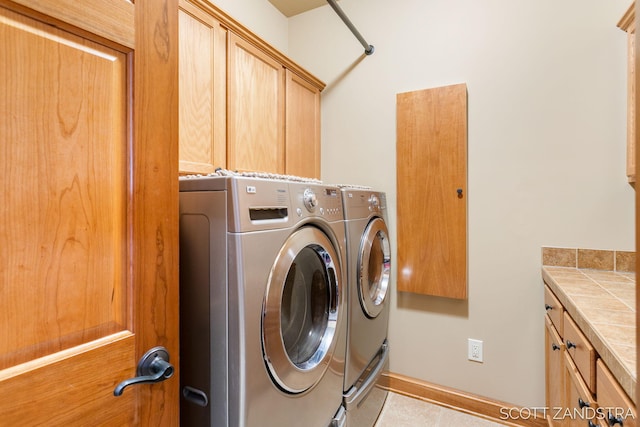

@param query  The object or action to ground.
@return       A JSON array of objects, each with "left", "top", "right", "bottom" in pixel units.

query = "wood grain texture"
[
  {"left": 0, "top": 4, "right": 128, "bottom": 369},
  {"left": 0, "top": 0, "right": 179, "bottom": 423},
  {"left": 133, "top": 0, "right": 180, "bottom": 424},
  {"left": 563, "top": 312, "right": 596, "bottom": 394},
  {"left": 544, "top": 286, "right": 564, "bottom": 337},
  {"left": 178, "top": 0, "right": 226, "bottom": 174},
  {"left": 597, "top": 359, "right": 636, "bottom": 426},
  {"left": 380, "top": 372, "right": 547, "bottom": 427},
  {"left": 618, "top": 3, "right": 636, "bottom": 184},
  {"left": 396, "top": 84, "right": 468, "bottom": 299},
  {"left": 285, "top": 69, "right": 321, "bottom": 179},
  {"left": 227, "top": 32, "right": 285, "bottom": 174},
  {"left": 635, "top": 0, "right": 640, "bottom": 414},
  {"left": 564, "top": 354, "right": 596, "bottom": 427},
  {"left": 0, "top": 333, "right": 135, "bottom": 425},
  {"left": 6, "top": 0, "right": 134, "bottom": 48},
  {"left": 183, "top": 0, "right": 324, "bottom": 91},
  {"left": 545, "top": 316, "right": 565, "bottom": 425}
]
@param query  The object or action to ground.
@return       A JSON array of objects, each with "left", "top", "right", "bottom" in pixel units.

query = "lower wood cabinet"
[
  {"left": 544, "top": 285, "right": 636, "bottom": 427},
  {"left": 545, "top": 316, "right": 565, "bottom": 426},
  {"left": 564, "top": 353, "right": 597, "bottom": 427},
  {"left": 596, "top": 360, "right": 636, "bottom": 427}
]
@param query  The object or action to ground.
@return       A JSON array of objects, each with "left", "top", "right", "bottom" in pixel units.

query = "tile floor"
[{"left": 374, "top": 392, "right": 507, "bottom": 427}]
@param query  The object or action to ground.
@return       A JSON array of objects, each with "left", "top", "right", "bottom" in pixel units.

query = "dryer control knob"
[
  {"left": 303, "top": 188, "right": 318, "bottom": 212},
  {"left": 369, "top": 194, "right": 380, "bottom": 210}
]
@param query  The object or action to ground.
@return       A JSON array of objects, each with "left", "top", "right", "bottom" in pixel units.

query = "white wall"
[{"left": 287, "top": 0, "right": 635, "bottom": 407}]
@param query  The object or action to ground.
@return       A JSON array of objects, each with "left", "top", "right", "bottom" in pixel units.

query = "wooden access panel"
[{"left": 396, "top": 84, "right": 467, "bottom": 299}]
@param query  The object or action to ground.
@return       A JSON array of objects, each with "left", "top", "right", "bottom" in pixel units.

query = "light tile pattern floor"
[{"left": 374, "top": 392, "right": 508, "bottom": 427}]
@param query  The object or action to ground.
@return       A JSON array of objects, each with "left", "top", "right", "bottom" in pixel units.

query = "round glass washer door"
[
  {"left": 358, "top": 217, "right": 391, "bottom": 318},
  {"left": 262, "top": 226, "right": 342, "bottom": 394}
]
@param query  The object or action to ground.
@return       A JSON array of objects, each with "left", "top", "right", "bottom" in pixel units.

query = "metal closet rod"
[{"left": 326, "top": 0, "right": 374, "bottom": 55}]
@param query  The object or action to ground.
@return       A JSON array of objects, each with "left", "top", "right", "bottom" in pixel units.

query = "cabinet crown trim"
[
  {"left": 186, "top": 0, "right": 325, "bottom": 90},
  {"left": 617, "top": 2, "right": 635, "bottom": 32}
]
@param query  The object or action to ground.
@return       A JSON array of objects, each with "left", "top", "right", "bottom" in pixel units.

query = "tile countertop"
[{"left": 541, "top": 247, "right": 636, "bottom": 404}]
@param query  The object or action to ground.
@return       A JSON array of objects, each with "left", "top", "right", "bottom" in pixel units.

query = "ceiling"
[{"left": 268, "top": 0, "right": 328, "bottom": 17}]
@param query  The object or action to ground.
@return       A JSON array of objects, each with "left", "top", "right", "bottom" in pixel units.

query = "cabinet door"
[
  {"left": 285, "top": 69, "right": 321, "bottom": 179},
  {"left": 596, "top": 360, "right": 636, "bottom": 427},
  {"left": 228, "top": 32, "right": 285, "bottom": 174},
  {"left": 564, "top": 354, "right": 597, "bottom": 427},
  {"left": 179, "top": 0, "right": 227, "bottom": 174},
  {"left": 545, "top": 316, "right": 565, "bottom": 426},
  {"left": 617, "top": 4, "right": 636, "bottom": 184},
  {"left": 0, "top": 0, "right": 178, "bottom": 424}
]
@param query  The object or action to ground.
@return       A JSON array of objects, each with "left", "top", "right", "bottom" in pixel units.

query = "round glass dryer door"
[
  {"left": 358, "top": 217, "right": 391, "bottom": 318},
  {"left": 262, "top": 226, "right": 342, "bottom": 394}
]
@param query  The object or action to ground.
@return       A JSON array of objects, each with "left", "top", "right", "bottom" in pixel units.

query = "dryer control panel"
[
  {"left": 342, "top": 189, "right": 387, "bottom": 220},
  {"left": 290, "top": 184, "right": 343, "bottom": 223}
]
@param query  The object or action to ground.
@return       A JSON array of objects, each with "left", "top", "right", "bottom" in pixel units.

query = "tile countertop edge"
[{"left": 542, "top": 267, "right": 636, "bottom": 404}]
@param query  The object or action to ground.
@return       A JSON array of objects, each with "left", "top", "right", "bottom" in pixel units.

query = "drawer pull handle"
[
  {"left": 545, "top": 304, "right": 553, "bottom": 311},
  {"left": 608, "top": 411, "right": 624, "bottom": 426},
  {"left": 566, "top": 340, "right": 576, "bottom": 350},
  {"left": 551, "top": 343, "right": 561, "bottom": 351},
  {"left": 578, "top": 398, "right": 590, "bottom": 409}
]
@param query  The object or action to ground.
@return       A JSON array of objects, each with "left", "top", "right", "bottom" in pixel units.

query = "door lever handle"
[{"left": 114, "top": 346, "right": 174, "bottom": 396}]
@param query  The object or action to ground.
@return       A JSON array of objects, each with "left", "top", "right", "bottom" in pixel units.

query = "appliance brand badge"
[{"left": 246, "top": 185, "right": 256, "bottom": 194}]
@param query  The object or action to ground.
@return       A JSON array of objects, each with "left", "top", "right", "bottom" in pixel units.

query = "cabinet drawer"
[
  {"left": 564, "top": 353, "right": 597, "bottom": 426},
  {"left": 563, "top": 312, "right": 596, "bottom": 394},
  {"left": 545, "top": 316, "right": 564, "bottom": 413},
  {"left": 596, "top": 359, "right": 636, "bottom": 427},
  {"left": 544, "top": 286, "right": 564, "bottom": 337}
]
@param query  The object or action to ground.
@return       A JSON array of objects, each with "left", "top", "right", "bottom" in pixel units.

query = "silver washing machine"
[
  {"left": 340, "top": 188, "right": 391, "bottom": 427},
  {"left": 179, "top": 175, "right": 348, "bottom": 427}
]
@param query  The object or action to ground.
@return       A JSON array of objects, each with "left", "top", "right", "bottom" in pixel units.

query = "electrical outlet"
[{"left": 468, "top": 339, "right": 483, "bottom": 362}]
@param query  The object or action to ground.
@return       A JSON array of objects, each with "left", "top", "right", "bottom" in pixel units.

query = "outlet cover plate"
[{"left": 468, "top": 338, "right": 483, "bottom": 362}]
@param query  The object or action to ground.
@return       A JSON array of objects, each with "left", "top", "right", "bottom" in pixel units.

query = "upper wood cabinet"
[
  {"left": 178, "top": 0, "right": 325, "bottom": 178},
  {"left": 617, "top": 2, "right": 636, "bottom": 185},
  {"left": 179, "top": 1, "right": 227, "bottom": 174},
  {"left": 227, "top": 33, "right": 285, "bottom": 174},
  {"left": 286, "top": 69, "right": 321, "bottom": 178}
]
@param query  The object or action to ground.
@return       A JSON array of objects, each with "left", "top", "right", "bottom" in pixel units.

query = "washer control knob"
[
  {"left": 303, "top": 188, "right": 318, "bottom": 212},
  {"left": 369, "top": 194, "right": 380, "bottom": 210}
]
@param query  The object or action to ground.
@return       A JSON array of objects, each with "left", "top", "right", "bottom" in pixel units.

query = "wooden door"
[
  {"left": 396, "top": 84, "right": 467, "bottom": 299},
  {"left": 0, "top": 0, "right": 179, "bottom": 425},
  {"left": 179, "top": 0, "right": 227, "bottom": 175},
  {"left": 227, "top": 32, "right": 285, "bottom": 174},
  {"left": 285, "top": 69, "right": 321, "bottom": 179}
]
